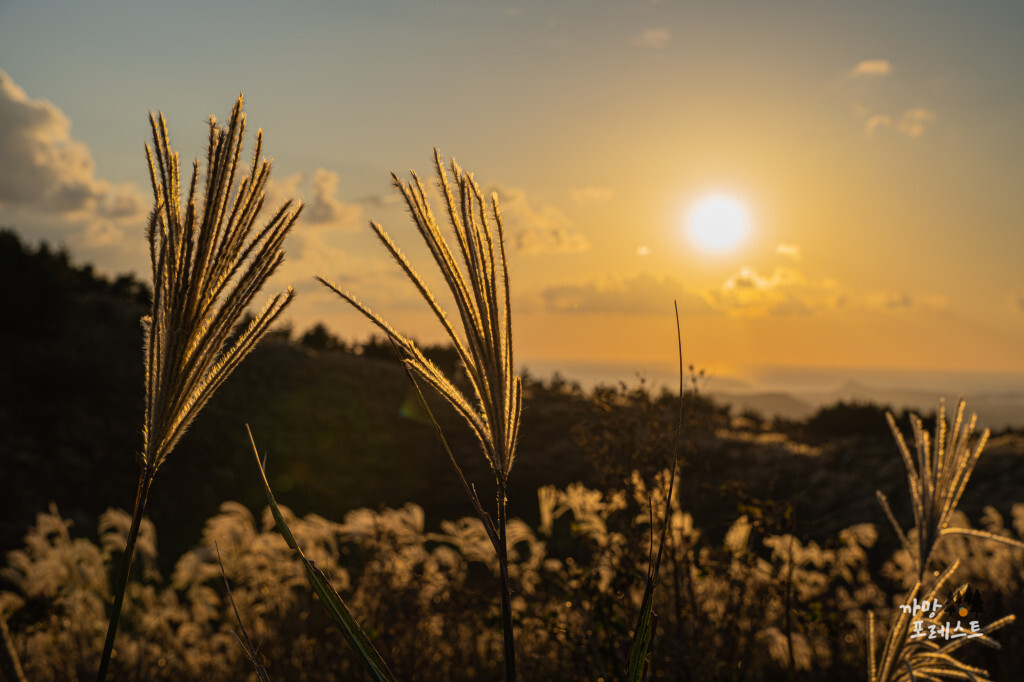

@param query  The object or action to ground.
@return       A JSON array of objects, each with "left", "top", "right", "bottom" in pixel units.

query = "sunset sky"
[{"left": 2, "top": 1, "right": 1022, "bottom": 389}]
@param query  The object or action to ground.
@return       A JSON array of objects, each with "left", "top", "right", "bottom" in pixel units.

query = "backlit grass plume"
[
  {"left": 97, "top": 95, "right": 302, "bottom": 681},
  {"left": 317, "top": 149, "right": 522, "bottom": 678},
  {"left": 876, "top": 399, "right": 1024, "bottom": 583},
  {"left": 869, "top": 399, "right": 1022, "bottom": 681}
]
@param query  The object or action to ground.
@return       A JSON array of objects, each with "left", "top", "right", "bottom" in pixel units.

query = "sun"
[{"left": 686, "top": 194, "right": 751, "bottom": 254}]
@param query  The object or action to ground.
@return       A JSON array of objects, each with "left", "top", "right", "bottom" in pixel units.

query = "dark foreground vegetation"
[{"left": 3, "top": 225, "right": 1023, "bottom": 681}]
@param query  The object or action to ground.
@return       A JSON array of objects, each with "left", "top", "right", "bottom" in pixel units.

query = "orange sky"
[{"left": 1, "top": 1, "right": 1022, "bottom": 386}]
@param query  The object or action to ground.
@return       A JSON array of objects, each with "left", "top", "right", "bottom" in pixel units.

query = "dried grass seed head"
[
  {"left": 318, "top": 149, "right": 521, "bottom": 482},
  {"left": 142, "top": 95, "right": 302, "bottom": 474}
]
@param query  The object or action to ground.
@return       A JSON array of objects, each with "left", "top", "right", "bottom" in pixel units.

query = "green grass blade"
[
  {"left": 626, "top": 302, "right": 684, "bottom": 681},
  {"left": 248, "top": 427, "right": 396, "bottom": 682},
  {"left": 626, "top": 548, "right": 659, "bottom": 681}
]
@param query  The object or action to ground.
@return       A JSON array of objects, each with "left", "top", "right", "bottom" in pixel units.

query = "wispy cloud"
[
  {"left": 899, "top": 108, "right": 937, "bottom": 138},
  {"left": 861, "top": 290, "right": 948, "bottom": 311},
  {"left": 570, "top": 186, "right": 612, "bottom": 204},
  {"left": 532, "top": 264, "right": 949, "bottom": 321},
  {"left": 632, "top": 27, "right": 670, "bottom": 49},
  {"left": 864, "top": 114, "right": 893, "bottom": 136},
  {"left": 849, "top": 59, "right": 892, "bottom": 78},
  {"left": 775, "top": 243, "right": 802, "bottom": 261},
  {"left": 704, "top": 267, "right": 947, "bottom": 317},
  {"left": 538, "top": 273, "right": 712, "bottom": 315},
  {"left": 488, "top": 183, "right": 589, "bottom": 254}
]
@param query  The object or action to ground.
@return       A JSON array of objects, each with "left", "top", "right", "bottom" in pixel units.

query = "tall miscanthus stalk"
[
  {"left": 96, "top": 96, "right": 302, "bottom": 681},
  {"left": 318, "top": 149, "right": 522, "bottom": 679},
  {"left": 869, "top": 399, "right": 1022, "bottom": 681}
]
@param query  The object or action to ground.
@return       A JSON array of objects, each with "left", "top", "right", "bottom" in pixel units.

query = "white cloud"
[
  {"left": 0, "top": 70, "right": 146, "bottom": 221},
  {"left": 0, "top": 70, "right": 151, "bottom": 273},
  {"left": 849, "top": 59, "right": 892, "bottom": 78}
]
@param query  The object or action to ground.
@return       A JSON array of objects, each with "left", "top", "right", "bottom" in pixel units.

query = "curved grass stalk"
[
  {"left": 318, "top": 149, "right": 521, "bottom": 679},
  {"left": 249, "top": 429, "right": 395, "bottom": 682},
  {"left": 96, "top": 96, "right": 301, "bottom": 681}
]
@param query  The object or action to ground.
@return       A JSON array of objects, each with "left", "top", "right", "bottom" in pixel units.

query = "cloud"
[
  {"left": 538, "top": 273, "right": 713, "bottom": 316},
  {"left": 305, "top": 169, "right": 362, "bottom": 226},
  {"left": 706, "top": 265, "right": 948, "bottom": 317},
  {"left": 0, "top": 70, "right": 150, "bottom": 273},
  {"left": 488, "top": 184, "right": 589, "bottom": 254},
  {"left": 775, "top": 243, "right": 801, "bottom": 261},
  {"left": 80, "top": 220, "right": 126, "bottom": 248},
  {"left": 536, "top": 268, "right": 836, "bottom": 319},
  {"left": 864, "top": 114, "right": 892, "bottom": 136},
  {"left": 898, "top": 108, "right": 937, "bottom": 138},
  {"left": 849, "top": 59, "right": 892, "bottom": 78},
  {"left": 266, "top": 168, "right": 362, "bottom": 228},
  {"left": 570, "top": 186, "right": 612, "bottom": 204},
  {"left": 351, "top": 192, "right": 403, "bottom": 209},
  {"left": 632, "top": 28, "right": 670, "bottom": 49},
  {"left": 862, "top": 290, "right": 947, "bottom": 312},
  {"left": 706, "top": 266, "right": 830, "bottom": 317},
  {"left": 0, "top": 70, "right": 146, "bottom": 220}
]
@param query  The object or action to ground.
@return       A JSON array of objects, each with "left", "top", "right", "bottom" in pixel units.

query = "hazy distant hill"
[{"left": 712, "top": 378, "right": 1024, "bottom": 430}]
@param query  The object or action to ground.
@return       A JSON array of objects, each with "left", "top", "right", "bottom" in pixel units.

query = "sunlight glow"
[{"left": 686, "top": 194, "right": 751, "bottom": 253}]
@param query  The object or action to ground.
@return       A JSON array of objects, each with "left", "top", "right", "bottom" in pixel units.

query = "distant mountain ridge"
[{"left": 712, "top": 381, "right": 1024, "bottom": 429}]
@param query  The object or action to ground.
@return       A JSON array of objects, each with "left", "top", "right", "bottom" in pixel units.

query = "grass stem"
[
  {"left": 96, "top": 471, "right": 152, "bottom": 681},
  {"left": 496, "top": 480, "right": 517, "bottom": 680}
]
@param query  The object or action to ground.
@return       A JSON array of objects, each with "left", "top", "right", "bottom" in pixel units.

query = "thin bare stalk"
[
  {"left": 96, "top": 473, "right": 152, "bottom": 682},
  {"left": 496, "top": 480, "right": 516, "bottom": 680},
  {"left": 217, "top": 544, "right": 271, "bottom": 682},
  {"left": 0, "top": 605, "right": 27, "bottom": 682}
]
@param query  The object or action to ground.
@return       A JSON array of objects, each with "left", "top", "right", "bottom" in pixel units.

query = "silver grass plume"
[
  {"left": 317, "top": 149, "right": 522, "bottom": 484},
  {"left": 98, "top": 95, "right": 300, "bottom": 681},
  {"left": 141, "top": 95, "right": 302, "bottom": 475},
  {"left": 868, "top": 399, "right": 1022, "bottom": 682},
  {"left": 876, "top": 398, "right": 1024, "bottom": 582}
]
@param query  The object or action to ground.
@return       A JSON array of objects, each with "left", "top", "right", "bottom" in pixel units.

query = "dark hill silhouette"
[{"left": 3, "top": 226, "right": 1023, "bottom": 570}]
